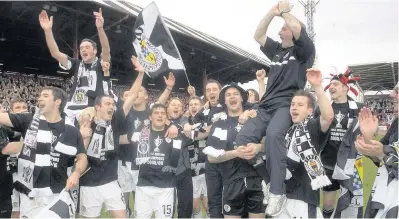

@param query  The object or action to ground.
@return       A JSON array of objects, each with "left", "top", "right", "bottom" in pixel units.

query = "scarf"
[
  {"left": 86, "top": 118, "right": 115, "bottom": 166},
  {"left": 331, "top": 99, "right": 360, "bottom": 179},
  {"left": 194, "top": 104, "right": 224, "bottom": 133},
  {"left": 134, "top": 125, "right": 151, "bottom": 165},
  {"left": 332, "top": 100, "right": 364, "bottom": 218},
  {"left": 69, "top": 57, "right": 99, "bottom": 108},
  {"left": 14, "top": 107, "right": 79, "bottom": 198},
  {"left": 64, "top": 57, "right": 99, "bottom": 126},
  {"left": 285, "top": 117, "right": 331, "bottom": 190},
  {"left": 188, "top": 115, "right": 206, "bottom": 176},
  {"left": 365, "top": 143, "right": 399, "bottom": 218}
]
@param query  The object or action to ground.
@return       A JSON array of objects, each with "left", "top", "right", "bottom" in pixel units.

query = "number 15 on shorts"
[{"left": 162, "top": 205, "right": 172, "bottom": 216}]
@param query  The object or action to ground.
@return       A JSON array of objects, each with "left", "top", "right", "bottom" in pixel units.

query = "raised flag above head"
[{"left": 132, "top": 2, "right": 187, "bottom": 80}]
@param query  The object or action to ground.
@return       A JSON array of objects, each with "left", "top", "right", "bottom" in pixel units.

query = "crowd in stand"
[
  {"left": 366, "top": 99, "right": 396, "bottom": 125},
  {"left": 0, "top": 73, "right": 190, "bottom": 112},
  {"left": 0, "top": 73, "right": 71, "bottom": 112}
]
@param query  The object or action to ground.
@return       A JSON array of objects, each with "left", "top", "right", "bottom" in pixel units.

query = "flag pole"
[{"left": 64, "top": 167, "right": 91, "bottom": 192}]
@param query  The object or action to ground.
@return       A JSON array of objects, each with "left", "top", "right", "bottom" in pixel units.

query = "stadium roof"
[
  {"left": 0, "top": 1, "right": 269, "bottom": 95},
  {"left": 93, "top": 0, "right": 269, "bottom": 67},
  {"left": 348, "top": 62, "right": 398, "bottom": 91}
]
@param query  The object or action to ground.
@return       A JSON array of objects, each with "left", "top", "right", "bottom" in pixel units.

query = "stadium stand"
[{"left": 0, "top": 1, "right": 269, "bottom": 96}]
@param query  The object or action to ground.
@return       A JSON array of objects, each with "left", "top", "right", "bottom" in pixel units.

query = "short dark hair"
[
  {"left": 189, "top": 96, "right": 204, "bottom": 105},
  {"left": 247, "top": 89, "right": 259, "bottom": 101},
  {"left": 123, "top": 89, "right": 130, "bottom": 94},
  {"left": 10, "top": 98, "right": 27, "bottom": 110},
  {"left": 150, "top": 103, "right": 167, "bottom": 115},
  {"left": 94, "top": 95, "right": 113, "bottom": 107},
  {"left": 121, "top": 89, "right": 130, "bottom": 99},
  {"left": 41, "top": 86, "right": 68, "bottom": 112},
  {"left": 294, "top": 90, "right": 316, "bottom": 109},
  {"left": 81, "top": 38, "right": 97, "bottom": 51},
  {"left": 206, "top": 79, "right": 222, "bottom": 90},
  {"left": 167, "top": 97, "right": 183, "bottom": 109}
]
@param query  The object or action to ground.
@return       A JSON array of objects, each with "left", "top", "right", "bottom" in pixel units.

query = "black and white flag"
[
  {"left": 132, "top": 2, "right": 186, "bottom": 79},
  {"left": 34, "top": 190, "right": 75, "bottom": 219}
]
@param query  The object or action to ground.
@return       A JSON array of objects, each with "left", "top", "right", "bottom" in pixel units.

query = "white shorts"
[
  {"left": 20, "top": 193, "right": 74, "bottom": 219},
  {"left": 276, "top": 199, "right": 323, "bottom": 218},
  {"left": 11, "top": 188, "right": 20, "bottom": 212},
  {"left": 117, "top": 160, "right": 139, "bottom": 193},
  {"left": 134, "top": 186, "right": 175, "bottom": 219},
  {"left": 193, "top": 174, "right": 207, "bottom": 199},
  {"left": 79, "top": 181, "right": 126, "bottom": 218}
]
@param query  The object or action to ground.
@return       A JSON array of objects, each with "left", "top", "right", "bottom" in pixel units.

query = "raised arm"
[
  {"left": 94, "top": 8, "right": 111, "bottom": 63},
  {"left": 123, "top": 56, "right": 145, "bottom": 116},
  {"left": 256, "top": 69, "right": 267, "bottom": 98},
  {"left": 39, "top": 10, "right": 68, "bottom": 67},
  {"left": 254, "top": 4, "right": 280, "bottom": 46},
  {"left": 102, "top": 61, "right": 110, "bottom": 77},
  {"left": 358, "top": 107, "right": 380, "bottom": 143},
  {"left": 278, "top": 1, "right": 302, "bottom": 40},
  {"left": 187, "top": 85, "right": 196, "bottom": 98},
  {"left": 78, "top": 109, "right": 95, "bottom": 149},
  {"left": 306, "top": 69, "right": 334, "bottom": 132},
  {"left": 156, "top": 72, "right": 175, "bottom": 105}
]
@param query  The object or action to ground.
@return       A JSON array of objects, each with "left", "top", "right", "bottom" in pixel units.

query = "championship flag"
[
  {"left": 34, "top": 190, "right": 75, "bottom": 219},
  {"left": 132, "top": 2, "right": 187, "bottom": 80}
]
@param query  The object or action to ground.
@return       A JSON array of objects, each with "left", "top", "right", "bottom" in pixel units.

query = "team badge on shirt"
[
  {"left": 138, "top": 142, "right": 149, "bottom": 154},
  {"left": 234, "top": 124, "right": 243, "bottom": 132}
]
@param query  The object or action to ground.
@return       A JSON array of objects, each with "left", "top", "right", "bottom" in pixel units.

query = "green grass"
[{"left": 361, "top": 156, "right": 378, "bottom": 206}]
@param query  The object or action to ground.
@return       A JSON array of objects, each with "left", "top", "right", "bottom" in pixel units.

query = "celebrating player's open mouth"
[
  {"left": 290, "top": 111, "right": 299, "bottom": 119},
  {"left": 228, "top": 99, "right": 238, "bottom": 108},
  {"left": 107, "top": 108, "right": 114, "bottom": 116},
  {"left": 191, "top": 108, "right": 198, "bottom": 115},
  {"left": 209, "top": 95, "right": 217, "bottom": 104}
]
